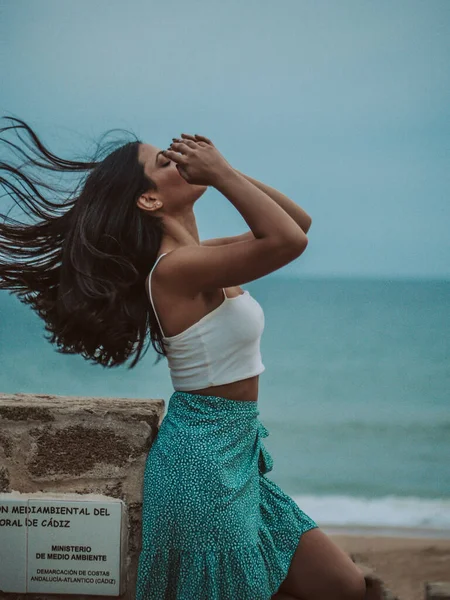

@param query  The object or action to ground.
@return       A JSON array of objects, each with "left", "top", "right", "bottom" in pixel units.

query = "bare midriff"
[{"left": 182, "top": 374, "right": 260, "bottom": 402}]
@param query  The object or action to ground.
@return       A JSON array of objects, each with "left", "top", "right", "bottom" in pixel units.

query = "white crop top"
[{"left": 147, "top": 252, "right": 266, "bottom": 391}]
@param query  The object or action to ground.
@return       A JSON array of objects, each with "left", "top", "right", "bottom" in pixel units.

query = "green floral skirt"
[{"left": 135, "top": 391, "right": 318, "bottom": 599}]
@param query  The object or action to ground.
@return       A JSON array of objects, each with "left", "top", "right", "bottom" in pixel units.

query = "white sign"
[{"left": 0, "top": 495, "right": 126, "bottom": 596}]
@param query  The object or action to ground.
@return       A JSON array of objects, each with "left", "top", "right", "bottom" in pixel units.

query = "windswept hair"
[{"left": 0, "top": 116, "right": 167, "bottom": 368}]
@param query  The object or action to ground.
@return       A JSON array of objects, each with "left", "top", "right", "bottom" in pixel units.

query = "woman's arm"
[
  {"left": 177, "top": 133, "right": 311, "bottom": 238},
  {"left": 201, "top": 171, "right": 312, "bottom": 247},
  {"left": 233, "top": 168, "right": 312, "bottom": 234}
]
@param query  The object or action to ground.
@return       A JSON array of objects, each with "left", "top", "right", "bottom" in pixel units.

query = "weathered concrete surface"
[
  {"left": 0, "top": 392, "right": 165, "bottom": 600},
  {"left": 426, "top": 581, "right": 450, "bottom": 599}
]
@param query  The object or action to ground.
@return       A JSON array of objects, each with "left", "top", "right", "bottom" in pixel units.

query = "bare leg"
[{"left": 277, "top": 527, "right": 366, "bottom": 599}]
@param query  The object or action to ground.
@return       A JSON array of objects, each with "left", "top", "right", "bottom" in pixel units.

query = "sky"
[{"left": 1, "top": 0, "right": 449, "bottom": 279}]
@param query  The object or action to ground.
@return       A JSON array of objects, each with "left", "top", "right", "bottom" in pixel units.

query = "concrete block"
[
  {"left": 426, "top": 582, "right": 450, "bottom": 600},
  {"left": 0, "top": 392, "right": 165, "bottom": 599}
]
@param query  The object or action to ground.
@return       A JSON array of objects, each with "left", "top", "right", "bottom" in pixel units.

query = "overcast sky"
[{"left": 1, "top": 0, "right": 449, "bottom": 279}]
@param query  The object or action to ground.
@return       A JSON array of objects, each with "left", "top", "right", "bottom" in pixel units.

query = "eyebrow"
[{"left": 155, "top": 150, "right": 164, "bottom": 165}]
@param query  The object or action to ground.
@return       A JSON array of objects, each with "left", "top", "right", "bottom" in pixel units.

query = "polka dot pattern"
[{"left": 135, "top": 391, "right": 318, "bottom": 599}]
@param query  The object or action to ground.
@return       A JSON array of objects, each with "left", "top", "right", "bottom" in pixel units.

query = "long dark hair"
[{"left": 0, "top": 116, "right": 167, "bottom": 368}]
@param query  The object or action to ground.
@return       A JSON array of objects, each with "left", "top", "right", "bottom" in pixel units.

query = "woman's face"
[{"left": 137, "top": 143, "right": 207, "bottom": 216}]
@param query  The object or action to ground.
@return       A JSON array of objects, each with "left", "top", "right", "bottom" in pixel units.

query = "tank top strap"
[{"left": 148, "top": 253, "right": 169, "bottom": 338}]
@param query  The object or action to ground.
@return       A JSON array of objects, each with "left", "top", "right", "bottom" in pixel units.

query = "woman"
[{"left": 0, "top": 117, "right": 365, "bottom": 599}]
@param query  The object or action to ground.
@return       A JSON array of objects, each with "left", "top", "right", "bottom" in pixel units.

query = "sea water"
[{"left": 1, "top": 275, "right": 449, "bottom": 533}]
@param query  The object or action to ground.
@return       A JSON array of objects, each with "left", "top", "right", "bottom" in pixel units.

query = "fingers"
[
  {"left": 180, "top": 132, "right": 212, "bottom": 146},
  {"left": 194, "top": 134, "right": 212, "bottom": 145},
  {"left": 171, "top": 139, "right": 197, "bottom": 150},
  {"left": 167, "top": 142, "right": 192, "bottom": 159},
  {"left": 165, "top": 133, "right": 211, "bottom": 166},
  {"left": 162, "top": 148, "right": 186, "bottom": 164}
]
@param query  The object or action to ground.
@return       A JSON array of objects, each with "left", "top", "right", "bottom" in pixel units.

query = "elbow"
[
  {"left": 295, "top": 234, "right": 308, "bottom": 254},
  {"left": 303, "top": 216, "right": 312, "bottom": 234},
  {"left": 267, "top": 236, "right": 308, "bottom": 266},
  {"left": 268, "top": 229, "right": 308, "bottom": 256},
  {"left": 284, "top": 232, "right": 309, "bottom": 257}
]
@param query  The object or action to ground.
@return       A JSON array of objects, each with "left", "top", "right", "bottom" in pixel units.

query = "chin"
[{"left": 192, "top": 184, "right": 208, "bottom": 200}]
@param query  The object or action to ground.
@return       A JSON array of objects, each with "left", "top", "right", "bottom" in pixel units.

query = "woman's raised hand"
[
  {"left": 182, "top": 133, "right": 213, "bottom": 145},
  {"left": 162, "top": 133, "right": 233, "bottom": 186}
]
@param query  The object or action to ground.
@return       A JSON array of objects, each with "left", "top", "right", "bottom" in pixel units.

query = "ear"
[{"left": 137, "top": 195, "right": 161, "bottom": 212}]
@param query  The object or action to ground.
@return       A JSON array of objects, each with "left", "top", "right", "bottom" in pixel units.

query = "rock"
[{"left": 426, "top": 581, "right": 450, "bottom": 600}]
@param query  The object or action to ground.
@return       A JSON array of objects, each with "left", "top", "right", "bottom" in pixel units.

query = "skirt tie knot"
[{"left": 256, "top": 420, "right": 274, "bottom": 475}]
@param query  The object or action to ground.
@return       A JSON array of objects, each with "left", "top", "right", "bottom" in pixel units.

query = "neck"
[{"left": 161, "top": 208, "right": 200, "bottom": 249}]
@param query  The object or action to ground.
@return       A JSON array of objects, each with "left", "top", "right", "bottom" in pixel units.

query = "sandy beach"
[{"left": 323, "top": 527, "right": 450, "bottom": 600}]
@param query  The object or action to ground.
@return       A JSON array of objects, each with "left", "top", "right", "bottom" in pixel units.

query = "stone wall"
[{"left": 0, "top": 392, "right": 164, "bottom": 600}]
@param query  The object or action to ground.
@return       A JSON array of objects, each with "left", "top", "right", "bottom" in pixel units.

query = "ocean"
[{"left": 1, "top": 275, "right": 449, "bottom": 534}]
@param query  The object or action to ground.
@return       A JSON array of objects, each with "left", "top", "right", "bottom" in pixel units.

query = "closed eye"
[{"left": 163, "top": 161, "right": 171, "bottom": 167}]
